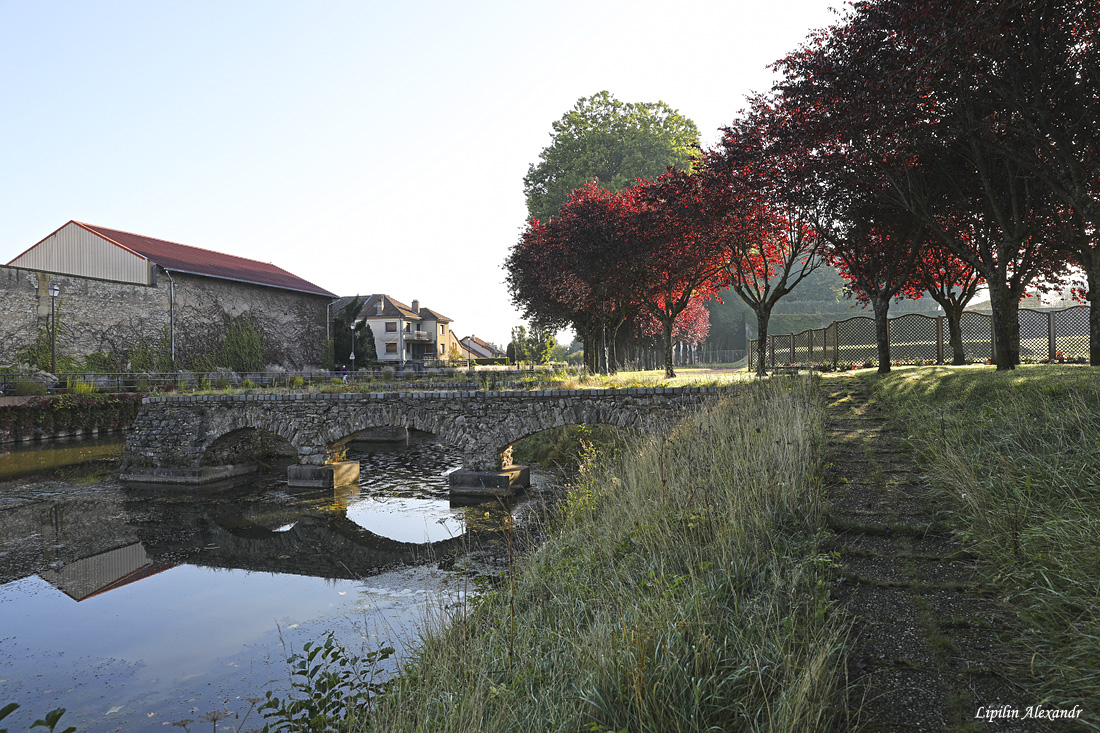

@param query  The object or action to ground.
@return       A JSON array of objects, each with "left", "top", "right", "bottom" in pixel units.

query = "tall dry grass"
[{"left": 353, "top": 377, "right": 845, "bottom": 732}]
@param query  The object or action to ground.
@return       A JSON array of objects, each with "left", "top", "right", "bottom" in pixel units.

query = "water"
[{"left": 0, "top": 433, "right": 539, "bottom": 732}]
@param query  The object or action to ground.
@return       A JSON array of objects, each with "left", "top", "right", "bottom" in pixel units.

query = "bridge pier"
[
  {"left": 288, "top": 460, "right": 360, "bottom": 489},
  {"left": 448, "top": 446, "right": 530, "bottom": 497}
]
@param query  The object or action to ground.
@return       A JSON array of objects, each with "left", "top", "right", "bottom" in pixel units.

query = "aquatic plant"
[{"left": 259, "top": 633, "right": 394, "bottom": 732}]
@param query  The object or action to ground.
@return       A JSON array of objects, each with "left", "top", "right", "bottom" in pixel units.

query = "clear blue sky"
[{"left": 0, "top": 0, "right": 839, "bottom": 346}]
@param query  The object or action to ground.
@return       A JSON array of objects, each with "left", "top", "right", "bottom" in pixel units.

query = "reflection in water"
[
  {"left": 0, "top": 434, "right": 543, "bottom": 732},
  {"left": 0, "top": 435, "right": 123, "bottom": 480}
]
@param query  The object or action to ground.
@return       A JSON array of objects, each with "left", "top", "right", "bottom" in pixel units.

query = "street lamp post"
[
  {"left": 48, "top": 283, "right": 60, "bottom": 374},
  {"left": 348, "top": 322, "right": 356, "bottom": 375}
]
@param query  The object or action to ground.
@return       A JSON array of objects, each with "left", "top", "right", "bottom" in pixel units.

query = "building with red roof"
[{"left": 1, "top": 221, "right": 336, "bottom": 370}]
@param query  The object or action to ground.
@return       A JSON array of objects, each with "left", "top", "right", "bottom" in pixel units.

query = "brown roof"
[
  {"left": 73, "top": 221, "right": 335, "bottom": 297},
  {"left": 357, "top": 294, "right": 451, "bottom": 322},
  {"left": 461, "top": 335, "right": 506, "bottom": 357}
]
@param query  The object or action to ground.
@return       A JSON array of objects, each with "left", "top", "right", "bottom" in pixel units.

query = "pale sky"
[{"left": 0, "top": 0, "right": 840, "bottom": 347}]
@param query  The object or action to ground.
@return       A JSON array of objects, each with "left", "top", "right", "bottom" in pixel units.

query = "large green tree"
[{"left": 523, "top": 91, "right": 700, "bottom": 223}]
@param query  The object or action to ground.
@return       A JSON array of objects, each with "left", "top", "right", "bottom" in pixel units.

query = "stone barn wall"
[{"left": 0, "top": 264, "right": 328, "bottom": 370}]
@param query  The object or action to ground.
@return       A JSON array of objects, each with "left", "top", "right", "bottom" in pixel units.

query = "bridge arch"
[
  {"left": 201, "top": 426, "right": 297, "bottom": 467},
  {"left": 121, "top": 386, "right": 738, "bottom": 490}
]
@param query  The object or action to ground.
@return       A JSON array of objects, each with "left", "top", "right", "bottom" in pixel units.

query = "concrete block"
[
  {"left": 287, "top": 460, "right": 361, "bottom": 488},
  {"left": 448, "top": 464, "right": 530, "bottom": 497}
]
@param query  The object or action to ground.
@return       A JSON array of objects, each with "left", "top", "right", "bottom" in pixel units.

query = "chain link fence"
[{"left": 748, "top": 306, "right": 1090, "bottom": 371}]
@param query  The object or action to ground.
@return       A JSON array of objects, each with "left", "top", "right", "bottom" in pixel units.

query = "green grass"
[
  {"left": 352, "top": 378, "right": 844, "bottom": 732},
  {"left": 869, "top": 364, "right": 1100, "bottom": 716}
]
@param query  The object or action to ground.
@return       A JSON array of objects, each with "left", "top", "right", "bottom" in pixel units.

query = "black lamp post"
[{"left": 48, "top": 283, "right": 60, "bottom": 374}]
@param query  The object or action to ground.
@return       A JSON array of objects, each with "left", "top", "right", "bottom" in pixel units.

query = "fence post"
[
  {"left": 1047, "top": 311, "right": 1056, "bottom": 362},
  {"left": 833, "top": 322, "right": 839, "bottom": 367},
  {"left": 936, "top": 316, "right": 944, "bottom": 364},
  {"left": 768, "top": 335, "right": 774, "bottom": 367},
  {"left": 809, "top": 330, "right": 815, "bottom": 362}
]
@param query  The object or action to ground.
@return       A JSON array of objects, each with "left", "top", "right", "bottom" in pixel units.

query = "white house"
[{"left": 354, "top": 294, "right": 456, "bottom": 366}]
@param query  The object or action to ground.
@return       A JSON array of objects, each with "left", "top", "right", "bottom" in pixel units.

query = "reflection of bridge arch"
[
  {"left": 122, "top": 387, "right": 741, "bottom": 487},
  {"left": 180, "top": 514, "right": 474, "bottom": 579}
]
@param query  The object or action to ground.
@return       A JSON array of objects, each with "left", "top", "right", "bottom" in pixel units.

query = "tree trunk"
[
  {"left": 987, "top": 284, "right": 1020, "bottom": 370},
  {"left": 608, "top": 321, "right": 622, "bottom": 374},
  {"left": 754, "top": 307, "right": 771, "bottom": 377},
  {"left": 872, "top": 296, "right": 891, "bottom": 374},
  {"left": 662, "top": 317, "right": 676, "bottom": 378},
  {"left": 943, "top": 303, "right": 967, "bottom": 365},
  {"left": 584, "top": 325, "right": 599, "bottom": 374},
  {"left": 1082, "top": 251, "right": 1100, "bottom": 367}
]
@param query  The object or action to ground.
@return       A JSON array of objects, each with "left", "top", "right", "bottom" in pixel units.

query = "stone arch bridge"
[{"left": 120, "top": 386, "right": 741, "bottom": 493}]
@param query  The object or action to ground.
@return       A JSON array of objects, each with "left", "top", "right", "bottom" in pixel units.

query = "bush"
[
  {"left": 14, "top": 379, "right": 47, "bottom": 396},
  {"left": 68, "top": 379, "right": 96, "bottom": 395},
  {"left": 381, "top": 367, "right": 395, "bottom": 381}
]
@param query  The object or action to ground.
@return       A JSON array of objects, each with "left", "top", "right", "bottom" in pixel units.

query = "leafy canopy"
[{"left": 524, "top": 91, "right": 700, "bottom": 223}]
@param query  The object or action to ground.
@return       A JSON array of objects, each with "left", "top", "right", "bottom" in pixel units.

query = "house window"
[
  {"left": 385, "top": 322, "right": 397, "bottom": 333},
  {"left": 386, "top": 343, "right": 397, "bottom": 354},
  {"left": 439, "top": 324, "right": 445, "bottom": 335}
]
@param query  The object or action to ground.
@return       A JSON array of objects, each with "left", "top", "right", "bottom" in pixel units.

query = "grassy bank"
[
  {"left": 871, "top": 365, "right": 1100, "bottom": 712},
  {"left": 354, "top": 377, "right": 844, "bottom": 732}
]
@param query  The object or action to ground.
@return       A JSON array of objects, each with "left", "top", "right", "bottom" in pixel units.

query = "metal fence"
[
  {"left": 0, "top": 366, "right": 577, "bottom": 396},
  {"left": 748, "top": 306, "right": 1090, "bottom": 371}
]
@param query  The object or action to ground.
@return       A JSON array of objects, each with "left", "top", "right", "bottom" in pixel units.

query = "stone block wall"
[{"left": 0, "top": 265, "right": 329, "bottom": 370}]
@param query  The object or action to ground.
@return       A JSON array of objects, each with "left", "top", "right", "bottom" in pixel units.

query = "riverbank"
[{"left": 353, "top": 377, "right": 845, "bottom": 731}]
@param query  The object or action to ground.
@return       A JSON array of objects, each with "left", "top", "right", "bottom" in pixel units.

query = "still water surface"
[{"left": 0, "top": 434, "right": 529, "bottom": 731}]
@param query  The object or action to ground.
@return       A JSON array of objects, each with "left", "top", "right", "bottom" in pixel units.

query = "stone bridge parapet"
[{"left": 120, "top": 385, "right": 743, "bottom": 491}]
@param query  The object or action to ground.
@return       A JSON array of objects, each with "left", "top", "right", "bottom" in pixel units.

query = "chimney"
[
  {"left": 376, "top": 295, "right": 384, "bottom": 314},
  {"left": 411, "top": 299, "right": 420, "bottom": 314}
]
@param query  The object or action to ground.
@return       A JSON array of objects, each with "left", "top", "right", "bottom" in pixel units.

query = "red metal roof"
[{"left": 74, "top": 221, "right": 336, "bottom": 297}]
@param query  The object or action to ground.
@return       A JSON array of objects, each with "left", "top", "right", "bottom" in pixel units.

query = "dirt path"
[{"left": 822, "top": 376, "right": 1058, "bottom": 732}]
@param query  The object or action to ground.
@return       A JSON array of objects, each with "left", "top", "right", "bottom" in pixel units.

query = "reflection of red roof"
[
  {"left": 78, "top": 562, "right": 176, "bottom": 602},
  {"left": 75, "top": 221, "right": 335, "bottom": 297}
]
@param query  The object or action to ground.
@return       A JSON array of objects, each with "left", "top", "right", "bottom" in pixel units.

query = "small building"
[
  {"left": 460, "top": 335, "right": 507, "bottom": 360},
  {"left": 0, "top": 221, "right": 335, "bottom": 370},
  {"left": 352, "top": 294, "right": 457, "bottom": 367}
]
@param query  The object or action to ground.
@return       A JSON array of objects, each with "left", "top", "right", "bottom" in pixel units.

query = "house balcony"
[{"left": 404, "top": 330, "right": 432, "bottom": 342}]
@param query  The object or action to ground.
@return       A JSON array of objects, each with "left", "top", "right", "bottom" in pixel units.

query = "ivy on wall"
[{"left": 0, "top": 393, "right": 143, "bottom": 442}]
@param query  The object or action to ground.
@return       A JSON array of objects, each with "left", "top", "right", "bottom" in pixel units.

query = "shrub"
[
  {"left": 68, "top": 379, "right": 96, "bottom": 396},
  {"left": 14, "top": 379, "right": 47, "bottom": 396},
  {"left": 381, "top": 367, "right": 395, "bottom": 381}
]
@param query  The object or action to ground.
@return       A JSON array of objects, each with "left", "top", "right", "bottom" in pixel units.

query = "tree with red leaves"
[
  {"left": 625, "top": 171, "right": 728, "bottom": 378},
  {"left": 506, "top": 182, "right": 640, "bottom": 375},
  {"left": 702, "top": 104, "right": 823, "bottom": 376},
  {"left": 771, "top": 0, "right": 1073, "bottom": 369},
  {"left": 634, "top": 295, "right": 711, "bottom": 364},
  {"left": 911, "top": 238, "right": 984, "bottom": 365}
]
